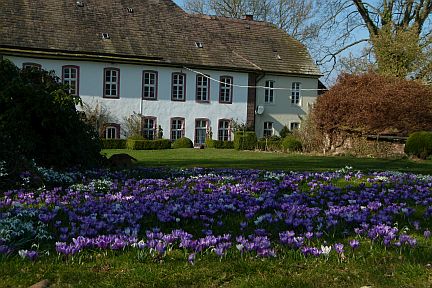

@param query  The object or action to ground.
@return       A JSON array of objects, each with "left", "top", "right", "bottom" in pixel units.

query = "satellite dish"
[{"left": 256, "top": 106, "right": 264, "bottom": 115}]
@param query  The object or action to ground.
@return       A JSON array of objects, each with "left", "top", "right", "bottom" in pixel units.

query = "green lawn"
[
  {"left": 2, "top": 248, "right": 432, "bottom": 287},
  {"left": 2, "top": 150, "right": 432, "bottom": 288},
  {"left": 102, "top": 148, "right": 432, "bottom": 174}
]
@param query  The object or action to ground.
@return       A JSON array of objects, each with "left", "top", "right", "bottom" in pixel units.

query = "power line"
[{"left": 183, "top": 66, "right": 328, "bottom": 91}]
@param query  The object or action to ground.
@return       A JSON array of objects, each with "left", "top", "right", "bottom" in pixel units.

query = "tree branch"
[{"left": 352, "top": 0, "right": 379, "bottom": 35}]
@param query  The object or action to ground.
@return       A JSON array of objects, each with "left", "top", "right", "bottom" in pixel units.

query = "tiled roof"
[{"left": 0, "top": 0, "right": 321, "bottom": 76}]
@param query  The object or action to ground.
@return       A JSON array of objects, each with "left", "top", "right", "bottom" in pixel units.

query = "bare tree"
[
  {"left": 317, "top": 0, "right": 432, "bottom": 80},
  {"left": 183, "top": 0, "right": 321, "bottom": 43}
]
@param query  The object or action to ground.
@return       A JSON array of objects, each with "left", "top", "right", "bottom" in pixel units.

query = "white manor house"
[{"left": 0, "top": 0, "right": 322, "bottom": 145}]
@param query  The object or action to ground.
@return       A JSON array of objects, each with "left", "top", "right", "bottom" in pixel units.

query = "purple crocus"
[
  {"left": 333, "top": 243, "right": 344, "bottom": 254},
  {"left": 349, "top": 239, "right": 360, "bottom": 250},
  {"left": 188, "top": 253, "right": 196, "bottom": 264}
]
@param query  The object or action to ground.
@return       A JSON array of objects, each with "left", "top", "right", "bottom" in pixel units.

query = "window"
[
  {"left": 218, "top": 119, "right": 231, "bottom": 141},
  {"left": 219, "top": 76, "right": 233, "bottom": 103},
  {"left": 290, "top": 122, "right": 300, "bottom": 131},
  {"left": 142, "top": 71, "right": 158, "bottom": 100},
  {"left": 172, "top": 73, "right": 186, "bottom": 101},
  {"left": 103, "top": 123, "right": 120, "bottom": 139},
  {"left": 62, "top": 66, "right": 79, "bottom": 96},
  {"left": 291, "top": 82, "right": 301, "bottom": 105},
  {"left": 171, "top": 118, "right": 185, "bottom": 140},
  {"left": 195, "top": 119, "right": 208, "bottom": 145},
  {"left": 142, "top": 117, "right": 157, "bottom": 140},
  {"left": 104, "top": 68, "right": 120, "bottom": 98},
  {"left": 264, "top": 80, "right": 274, "bottom": 103},
  {"left": 22, "top": 63, "right": 42, "bottom": 70},
  {"left": 263, "top": 122, "right": 273, "bottom": 138},
  {"left": 196, "top": 75, "right": 210, "bottom": 102}
]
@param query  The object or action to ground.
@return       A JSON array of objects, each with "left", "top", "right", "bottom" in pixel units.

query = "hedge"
[
  {"left": 126, "top": 139, "right": 171, "bottom": 150},
  {"left": 234, "top": 132, "right": 257, "bottom": 150},
  {"left": 405, "top": 131, "right": 432, "bottom": 159},
  {"left": 282, "top": 136, "right": 303, "bottom": 152},
  {"left": 172, "top": 137, "right": 193, "bottom": 149},
  {"left": 101, "top": 139, "right": 127, "bottom": 149},
  {"left": 206, "top": 139, "right": 234, "bottom": 149}
]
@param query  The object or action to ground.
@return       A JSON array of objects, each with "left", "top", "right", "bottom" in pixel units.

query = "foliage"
[
  {"left": 405, "top": 131, "right": 432, "bottom": 159},
  {"left": 172, "top": 137, "right": 194, "bottom": 149},
  {"left": 101, "top": 139, "right": 127, "bottom": 149},
  {"left": 234, "top": 132, "right": 257, "bottom": 150},
  {"left": 0, "top": 207, "right": 52, "bottom": 251},
  {"left": 292, "top": 113, "right": 325, "bottom": 153},
  {"left": 81, "top": 101, "right": 115, "bottom": 136},
  {"left": 126, "top": 139, "right": 171, "bottom": 150},
  {"left": 313, "top": 73, "right": 432, "bottom": 151},
  {"left": 372, "top": 23, "right": 424, "bottom": 78},
  {"left": 318, "top": 0, "right": 432, "bottom": 80},
  {"left": 123, "top": 113, "right": 143, "bottom": 138},
  {"left": 256, "top": 139, "right": 282, "bottom": 151},
  {"left": 206, "top": 139, "right": 234, "bottom": 149},
  {"left": 0, "top": 59, "right": 103, "bottom": 174},
  {"left": 282, "top": 136, "right": 302, "bottom": 152},
  {"left": 279, "top": 125, "right": 291, "bottom": 138}
]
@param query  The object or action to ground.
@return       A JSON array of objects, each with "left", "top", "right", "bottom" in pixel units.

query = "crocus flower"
[
  {"left": 333, "top": 243, "right": 344, "bottom": 254},
  {"left": 349, "top": 239, "right": 360, "bottom": 250}
]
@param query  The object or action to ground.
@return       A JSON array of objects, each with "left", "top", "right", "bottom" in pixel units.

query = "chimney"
[{"left": 244, "top": 14, "right": 253, "bottom": 21}]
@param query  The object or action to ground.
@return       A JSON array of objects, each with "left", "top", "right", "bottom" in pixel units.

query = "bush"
[
  {"left": 282, "top": 136, "right": 303, "bottom": 152},
  {"left": 126, "top": 139, "right": 171, "bottom": 150},
  {"left": 206, "top": 139, "right": 234, "bottom": 149},
  {"left": 0, "top": 59, "right": 103, "bottom": 172},
  {"left": 101, "top": 139, "right": 127, "bottom": 149},
  {"left": 405, "top": 131, "right": 432, "bottom": 159},
  {"left": 279, "top": 125, "right": 291, "bottom": 138},
  {"left": 172, "top": 137, "right": 193, "bottom": 149},
  {"left": 313, "top": 73, "right": 432, "bottom": 147},
  {"left": 234, "top": 132, "right": 257, "bottom": 150},
  {"left": 257, "top": 139, "right": 282, "bottom": 151}
]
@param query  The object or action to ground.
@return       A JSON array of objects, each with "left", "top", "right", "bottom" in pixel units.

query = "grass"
[
  {"left": 2, "top": 150, "right": 432, "bottom": 287},
  {"left": 102, "top": 148, "right": 432, "bottom": 174},
  {"left": 2, "top": 247, "right": 432, "bottom": 287}
]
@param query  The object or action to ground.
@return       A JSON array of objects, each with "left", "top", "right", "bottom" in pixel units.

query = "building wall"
[
  {"left": 6, "top": 56, "right": 319, "bottom": 142},
  {"left": 255, "top": 74, "right": 318, "bottom": 138},
  {"left": 7, "top": 56, "right": 249, "bottom": 142}
]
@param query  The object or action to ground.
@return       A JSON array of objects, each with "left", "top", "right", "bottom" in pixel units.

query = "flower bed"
[{"left": 1, "top": 167, "right": 431, "bottom": 263}]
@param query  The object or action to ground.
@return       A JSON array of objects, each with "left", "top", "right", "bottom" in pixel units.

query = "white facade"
[
  {"left": 255, "top": 74, "right": 318, "bottom": 138},
  {"left": 7, "top": 55, "right": 318, "bottom": 142},
  {"left": 7, "top": 56, "right": 250, "bottom": 143}
]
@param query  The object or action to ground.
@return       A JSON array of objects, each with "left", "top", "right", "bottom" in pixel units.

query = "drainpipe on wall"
[{"left": 246, "top": 73, "right": 257, "bottom": 130}]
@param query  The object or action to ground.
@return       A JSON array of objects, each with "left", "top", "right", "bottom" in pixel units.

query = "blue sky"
[{"left": 173, "top": 0, "right": 185, "bottom": 8}]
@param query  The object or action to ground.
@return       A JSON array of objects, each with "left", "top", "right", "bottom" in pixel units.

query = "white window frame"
[
  {"left": 142, "top": 117, "right": 157, "bottom": 140},
  {"left": 105, "top": 126, "right": 118, "bottom": 139},
  {"left": 195, "top": 119, "right": 209, "bottom": 145},
  {"left": 104, "top": 68, "right": 120, "bottom": 98},
  {"left": 264, "top": 80, "right": 274, "bottom": 103},
  {"left": 143, "top": 71, "right": 158, "bottom": 100},
  {"left": 219, "top": 76, "right": 233, "bottom": 103},
  {"left": 196, "top": 75, "right": 210, "bottom": 102},
  {"left": 172, "top": 73, "right": 186, "bottom": 101},
  {"left": 291, "top": 82, "right": 301, "bottom": 105},
  {"left": 218, "top": 119, "right": 231, "bottom": 141},
  {"left": 263, "top": 121, "right": 273, "bottom": 138},
  {"left": 170, "top": 118, "right": 185, "bottom": 141},
  {"left": 290, "top": 122, "right": 300, "bottom": 131},
  {"left": 62, "top": 66, "right": 79, "bottom": 96}
]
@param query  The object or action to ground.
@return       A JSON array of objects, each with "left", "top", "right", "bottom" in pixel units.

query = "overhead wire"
[{"left": 183, "top": 66, "right": 328, "bottom": 92}]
